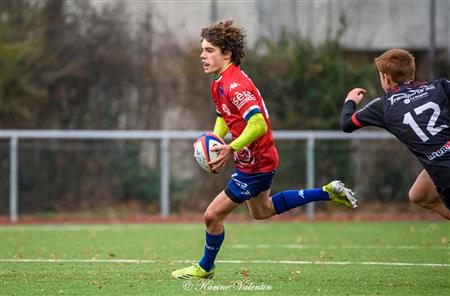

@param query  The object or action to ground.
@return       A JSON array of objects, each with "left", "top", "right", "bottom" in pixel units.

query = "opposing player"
[
  {"left": 171, "top": 20, "right": 357, "bottom": 279},
  {"left": 341, "top": 48, "right": 450, "bottom": 219}
]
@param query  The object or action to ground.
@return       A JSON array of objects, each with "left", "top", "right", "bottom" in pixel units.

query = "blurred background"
[{"left": 1, "top": 0, "right": 449, "bottom": 221}]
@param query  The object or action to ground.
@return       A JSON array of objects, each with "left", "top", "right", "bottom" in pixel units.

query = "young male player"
[
  {"left": 171, "top": 20, "right": 358, "bottom": 279},
  {"left": 341, "top": 48, "right": 450, "bottom": 219}
]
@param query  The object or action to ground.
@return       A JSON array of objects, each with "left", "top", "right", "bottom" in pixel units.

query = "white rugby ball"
[{"left": 193, "top": 132, "right": 225, "bottom": 173}]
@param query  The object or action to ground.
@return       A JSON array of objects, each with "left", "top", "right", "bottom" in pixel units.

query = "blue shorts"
[{"left": 224, "top": 170, "right": 276, "bottom": 203}]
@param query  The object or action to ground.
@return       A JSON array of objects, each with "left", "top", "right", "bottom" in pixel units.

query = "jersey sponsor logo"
[
  {"left": 222, "top": 104, "right": 231, "bottom": 116},
  {"left": 387, "top": 85, "right": 436, "bottom": 105},
  {"left": 388, "top": 94, "right": 406, "bottom": 105},
  {"left": 230, "top": 82, "right": 240, "bottom": 90},
  {"left": 231, "top": 90, "right": 256, "bottom": 110},
  {"left": 426, "top": 141, "right": 450, "bottom": 161}
]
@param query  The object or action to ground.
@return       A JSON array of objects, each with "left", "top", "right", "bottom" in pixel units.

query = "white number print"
[{"left": 403, "top": 102, "right": 449, "bottom": 142}]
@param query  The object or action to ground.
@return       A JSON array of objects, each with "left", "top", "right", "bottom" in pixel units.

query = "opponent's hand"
[
  {"left": 209, "top": 144, "right": 234, "bottom": 173},
  {"left": 345, "top": 88, "right": 366, "bottom": 105}
]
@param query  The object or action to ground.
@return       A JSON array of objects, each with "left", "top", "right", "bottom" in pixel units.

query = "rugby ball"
[{"left": 193, "top": 132, "right": 225, "bottom": 173}]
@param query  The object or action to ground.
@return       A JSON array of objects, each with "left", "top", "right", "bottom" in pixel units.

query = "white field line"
[
  {"left": 0, "top": 259, "right": 448, "bottom": 268},
  {"left": 230, "top": 244, "right": 449, "bottom": 250}
]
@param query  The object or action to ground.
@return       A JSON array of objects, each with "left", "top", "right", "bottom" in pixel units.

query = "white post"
[
  {"left": 306, "top": 137, "right": 315, "bottom": 219},
  {"left": 160, "top": 137, "right": 170, "bottom": 217},
  {"left": 10, "top": 137, "right": 18, "bottom": 223},
  {"left": 428, "top": 0, "right": 436, "bottom": 80},
  {"left": 447, "top": 0, "right": 450, "bottom": 62},
  {"left": 210, "top": 0, "right": 218, "bottom": 23}
]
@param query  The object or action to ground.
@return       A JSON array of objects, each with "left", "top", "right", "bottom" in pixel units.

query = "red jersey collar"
[{"left": 213, "top": 63, "right": 236, "bottom": 82}]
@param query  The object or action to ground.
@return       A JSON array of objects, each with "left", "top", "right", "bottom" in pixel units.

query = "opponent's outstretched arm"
[
  {"left": 341, "top": 88, "right": 387, "bottom": 132},
  {"left": 340, "top": 88, "right": 366, "bottom": 132}
]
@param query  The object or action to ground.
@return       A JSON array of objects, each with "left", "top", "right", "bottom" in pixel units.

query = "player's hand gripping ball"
[{"left": 193, "top": 132, "right": 225, "bottom": 173}]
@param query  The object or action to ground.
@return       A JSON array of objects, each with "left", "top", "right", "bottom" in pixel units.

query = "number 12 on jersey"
[{"left": 403, "top": 102, "right": 449, "bottom": 142}]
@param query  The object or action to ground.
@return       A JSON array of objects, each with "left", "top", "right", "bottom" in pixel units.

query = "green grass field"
[{"left": 1, "top": 221, "right": 449, "bottom": 295}]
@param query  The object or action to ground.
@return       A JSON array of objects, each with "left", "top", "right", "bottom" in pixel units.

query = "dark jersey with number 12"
[{"left": 341, "top": 78, "right": 450, "bottom": 192}]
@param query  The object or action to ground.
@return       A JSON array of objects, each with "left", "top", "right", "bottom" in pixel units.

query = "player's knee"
[
  {"left": 408, "top": 187, "right": 437, "bottom": 208},
  {"left": 250, "top": 209, "right": 270, "bottom": 220},
  {"left": 408, "top": 188, "right": 423, "bottom": 205},
  {"left": 251, "top": 212, "right": 264, "bottom": 220},
  {"left": 203, "top": 211, "right": 219, "bottom": 227}
]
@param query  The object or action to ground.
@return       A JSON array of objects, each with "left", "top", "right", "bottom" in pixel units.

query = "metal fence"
[{"left": 0, "top": 130, "right": 395, "bottom": 222}]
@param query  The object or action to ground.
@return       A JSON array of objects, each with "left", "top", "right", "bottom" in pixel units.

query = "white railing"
[{"left": 0, "top": 130, "right": 394, "bottom": 222}]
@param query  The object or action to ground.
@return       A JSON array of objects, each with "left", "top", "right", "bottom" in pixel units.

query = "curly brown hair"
[{"left": 200, "top": 20, "right": 246, "bottom": 66}]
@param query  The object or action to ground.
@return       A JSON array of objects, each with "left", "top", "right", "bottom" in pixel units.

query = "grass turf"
[{"left": 1, "top": 221, "right": 449, "bottom": 295}]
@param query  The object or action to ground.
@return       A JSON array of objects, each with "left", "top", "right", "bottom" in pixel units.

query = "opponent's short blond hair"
[{"left": 375, "top": 49, "right": 415, "bottom": 83}]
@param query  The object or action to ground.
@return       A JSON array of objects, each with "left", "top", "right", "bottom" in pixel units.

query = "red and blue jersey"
[{"left": 211, "top": 64, "right": 279, "bottom": 174}]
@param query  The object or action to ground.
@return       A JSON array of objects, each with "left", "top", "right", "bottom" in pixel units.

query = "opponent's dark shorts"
[
  {"left": 224, "top": 170, "right": 276, "bottom": 204},
  {"left": 425, "top": 166, "right": 450, "bottom": 210}
]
